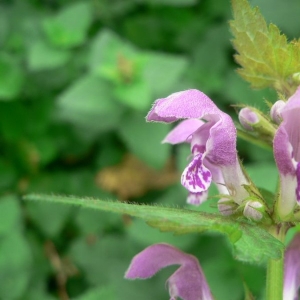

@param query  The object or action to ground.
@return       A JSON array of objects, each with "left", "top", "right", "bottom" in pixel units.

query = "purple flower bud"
[
  {"left": 270, "top": 100, "right": 285, "bottom": 124},
  {"left": 238, "top": 107, "right": 259, "bottom": 131},
  {"left": 125, "top": 243, "right": 213, "bottom": 300},
  {"left": 243, "top": 201, "right": 263, "bottom": 221},
  {"left": 218, "top": 198, "right": 237, "bottom": 216}
]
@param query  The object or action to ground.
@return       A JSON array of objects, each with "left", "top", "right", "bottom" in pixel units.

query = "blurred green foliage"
[{"left": 0, "top": 0, "right": 299, "bottom": 299}]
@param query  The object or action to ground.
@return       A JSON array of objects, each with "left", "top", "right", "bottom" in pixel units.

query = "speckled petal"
[{"left": 181, "top": 153, "right": 212, "bottom": 193}]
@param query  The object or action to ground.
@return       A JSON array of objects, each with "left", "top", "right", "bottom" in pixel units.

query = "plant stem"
[{"left": 266, "top": 225, "right": 287, "bottom": 300}]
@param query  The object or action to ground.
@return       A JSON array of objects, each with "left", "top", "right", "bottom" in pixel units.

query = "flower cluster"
[
  {"left": 147, "top": 89, "right": 249, "bottom": 210},
  {"left": 125, "top": 88, "right": 300, "bottom": 299}
]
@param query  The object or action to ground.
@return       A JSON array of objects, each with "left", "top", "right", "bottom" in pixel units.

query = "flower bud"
[
  {"left": 238, "top": 107, "right": 259, "bottom": 131},
  {"left": 238, "top": 106, "right": 276, "bottom": 137},
  {"left": 293, "top": 72, "right": 300, "bottom": 83},
  {"left": 243, "top": 201, "right": 264, "bottom": 221},
  {"left": 218, "top": 198, "right": 237, "bottom": 216},
  {"left": 270, "top": 100, "right": 285, "bottom": 124}
]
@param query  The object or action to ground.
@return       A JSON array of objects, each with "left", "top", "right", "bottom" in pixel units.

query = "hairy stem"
[{"left": 266, "top": 225, "right": 287, "bottom": 300}]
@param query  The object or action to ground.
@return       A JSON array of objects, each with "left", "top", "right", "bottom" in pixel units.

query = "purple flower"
[
  {"left": 273, "top": 87, "right": 300, "bottom": 219},
  {"left": 284, "top": 233, "right": 300, "bottom": 300},
  {"left": 125, "top": 243, "right": 213, "bottom": 300},
  {"left": 147, "top": 89, "right": 249, "bottom": 206}
]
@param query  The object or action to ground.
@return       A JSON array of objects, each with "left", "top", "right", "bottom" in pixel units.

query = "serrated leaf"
[
  {"left": 24, "top": 194, "right": 284, "bottom": 263},
  {"left": 230, "top": 0, "right": 300, "bottom": 94}
]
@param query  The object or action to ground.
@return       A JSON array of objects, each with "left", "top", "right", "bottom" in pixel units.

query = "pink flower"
[
  {"left": 125, "top": 243, "right": 213, "bottom": 300},
  {"left": 147, "top": 89, "right": 249, "bottom": 206},
  {"left": 273, "top": 87, "right": 300, "bottom": 219},
  {"left": 284, "top": 233, "right": 300, "bottom": 300}
]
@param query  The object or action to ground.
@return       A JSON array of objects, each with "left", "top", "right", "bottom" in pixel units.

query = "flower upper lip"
[
  {"left": 147, "top": 89, "right": 249, "bottom": 206},
  {"left": 125, "top": 243, "right": 213, "bottom": 300}
]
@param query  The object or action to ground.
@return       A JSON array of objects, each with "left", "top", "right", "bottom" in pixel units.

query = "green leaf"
[
  {"left": 24, "top": 194, "right": 284, "bottom": 263},
  {"left": 0, "top": 233, "right": 32, "bottom": 300},
  {"left": 27, "top": 40, "right": 71, "bottom": 71},
  {"left": 26, "top": 202, "right": 72, "bottom": 237},
  {"left": 190, "top": 24, "right": 230, "bottom": 94},
  {"left": 0, "top": 8, "right": 9, "bottom": 47},
  {"left": 88, "top": 30, "right": 156, "bottom": 110},
  {"left": 142, "top": 52, "right": 188, "bottom": 98},
  {"left": 230, "top": 0, "right": 300, "bottom": 94},
  {"left": 114, "top": 79, "right": 152, "bottom": 111},
  {"left": 119, "top": 112, "right": 171, "bottom": 169},
  {"left": 0, "top": 195, "right": 22, "bottom": 235},
  {"left": 75, "top": 285, "right": 116, "bottom": 300},
  {"left": 138, "top": 0, "right": 197, "bottom": 6},
  {"left": 0, "top": 53, "right": 23, "bottom": 100},
  {"left": 69, "top": 235, "right": 136, "bottom": 285},
  {"left": 127, "top": 219, "right": 195, "bottom": 250},
  {"left": 43, "top": 2, "right": 92, "bottom": 48},
  {"left": 89, "top": 29, "right": 138, "bottom": 77},
  {"left": 57, "top": 75, "right": 123, "bottom": 135},
  {"left": 246, "top": 162, "right": 278, "bottom": 192}
]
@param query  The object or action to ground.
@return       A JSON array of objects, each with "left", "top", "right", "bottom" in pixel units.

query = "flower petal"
[
  {"left": 163, "top": 119, "right": 204, "bottom": 144},
  {"left": 125, "top": 243, "right": 213, "bottom": 300},
  {"left": 181, "top": 153, "right": 212, "bottom": 193},
  {"left": 147, "top": 89, "right": 237, "bottom": 166},
  {"left": 274, "top": 119, "right": 298, "bottom": 217},
  {"left": 284, "top": 233, "right": 300, "bottom": 300},
  {"left": 274, "top": 126, "right": 295, "bottom": 176},
  {"left": 147, "top": 89, "right": 250, "bottom": 205},
  {"left": 270, "top": 100, "right": 285, "bottom": 124},
  {"left": 187, "top": 191, "right": 208, "bottom": 205},
  {"left": 281, "top": 87, "right": 300, "bottom": 161}
]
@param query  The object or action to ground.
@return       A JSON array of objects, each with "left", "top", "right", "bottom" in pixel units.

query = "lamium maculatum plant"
[{"left": 24, "top": 0, "right": 300, "bottom": 299}]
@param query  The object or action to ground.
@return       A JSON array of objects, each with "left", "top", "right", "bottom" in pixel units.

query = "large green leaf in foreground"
[{"left": 24, "top": 194, "right": 284, "bottom": 263}]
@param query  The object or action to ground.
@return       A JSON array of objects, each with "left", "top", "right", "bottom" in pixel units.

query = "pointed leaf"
[
  {"left": 230, "top": 0, "right": 300, "bottom": 94},
  {"left": 24, "top": 194, "right": 284, "bottom": 263}
]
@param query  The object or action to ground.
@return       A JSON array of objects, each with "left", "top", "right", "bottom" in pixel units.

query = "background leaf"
[
  {"left": 119, "top": 112, "right": 171, "bottom": 169},
  {"left": 43, "top": 2, "right": 92, "bottom": 48}
]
